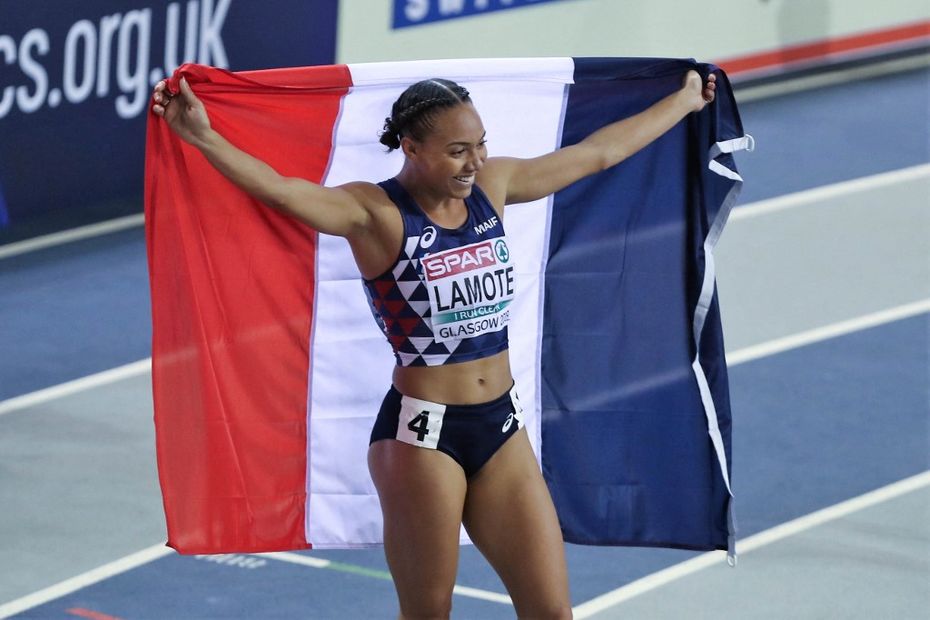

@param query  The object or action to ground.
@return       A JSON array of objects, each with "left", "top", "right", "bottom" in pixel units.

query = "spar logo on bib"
[{"left": 421, "top": 237, "right": 515, "bottom": 342}]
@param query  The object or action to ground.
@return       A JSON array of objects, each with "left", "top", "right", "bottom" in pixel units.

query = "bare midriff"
[{"left": 391, "top": 349, "right": 513, "bottom": 405}]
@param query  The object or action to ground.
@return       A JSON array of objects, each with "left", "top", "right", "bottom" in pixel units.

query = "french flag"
[{"left": 144, "top": 57, "right": 750, "bottom": 558}]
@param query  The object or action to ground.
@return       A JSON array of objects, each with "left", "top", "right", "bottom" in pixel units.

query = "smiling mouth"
[{"left": 454, "top": 175, "right": 475, "bottom": 184}]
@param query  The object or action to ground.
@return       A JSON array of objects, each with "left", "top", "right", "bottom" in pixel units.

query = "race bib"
[{"left": 420, "top": 236, "right": 515, "bottom": 343}]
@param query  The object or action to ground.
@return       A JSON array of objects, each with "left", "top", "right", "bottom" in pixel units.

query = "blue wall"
[{"left": 0, "top": 0, "right": 337, "bottom": 243}]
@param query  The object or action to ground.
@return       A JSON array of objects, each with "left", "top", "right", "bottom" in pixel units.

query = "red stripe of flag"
[{"left": 145, "top": 63, "right": 351, "bottom": 553}]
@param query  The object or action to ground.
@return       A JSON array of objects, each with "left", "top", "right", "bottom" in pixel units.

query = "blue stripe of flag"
[{"left": 541, "top": 58, "right": 742, "bottom": 551}]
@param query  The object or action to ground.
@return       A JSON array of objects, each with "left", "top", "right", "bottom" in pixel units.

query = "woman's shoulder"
[
  {"left": 476, "top": 159, "right": 512, "bottom": 217},
  {"left": 336, "top": 180, "right": 394, "bottom": 208},
  {"left": 335, "top": 180, "right": 403, "bottom": 238}
]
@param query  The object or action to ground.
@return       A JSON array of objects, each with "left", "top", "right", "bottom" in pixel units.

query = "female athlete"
[{"left": 152, "top": 68, "right": 716, "bottom": 619}]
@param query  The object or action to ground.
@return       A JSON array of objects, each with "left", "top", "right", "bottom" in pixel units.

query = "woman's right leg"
[
  {"left": 368, "top": 439, "right": 468, "bottom": 620},
  {"left": 462, "top": 429, "right": 571, "bottom": 619}
]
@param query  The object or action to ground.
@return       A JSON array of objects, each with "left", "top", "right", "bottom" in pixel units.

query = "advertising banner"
[
  {"left": 392, "top": 0, "right": 565, "bottom": 29},
  {"left": 0, "top": 0, "right": 337, "bottom": 243},
  {"left": 341, "top": 1, "right": 929, "bottom": 70}
]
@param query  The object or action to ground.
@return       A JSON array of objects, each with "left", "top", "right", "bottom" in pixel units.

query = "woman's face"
[{"left": 403, "top": 102, "right": 487, "bottom": 199}]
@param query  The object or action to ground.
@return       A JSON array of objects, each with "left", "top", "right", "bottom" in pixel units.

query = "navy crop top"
[{"left": 363, "top": 178, "right": 515, "bottom": 367}]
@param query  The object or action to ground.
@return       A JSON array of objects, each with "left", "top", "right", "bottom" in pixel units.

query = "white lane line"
[
  {"left": 571, "top": 470, "right": 930, "bottom": 619},
  {"left": 726, "top": 298, "right": 930, "bottom": 366},
  {"left": 0, "top": 299, "right": 923, "bottom": 614},
  {"left": 0, "top": 214, "right": 144, "bottom": 259},
  {"left": 2, "top": 163, "right": 923, "bottom": 409},
  {"left": 0, "top": 359, "right": 151, "bottom": 417},
  {"left": 0, "top": 543, "right": 171, "bottom": 619},
  {"left": 0, "top": 547, "right": 510, "bottom": 617},
  {"left": 0, "top": 301, "right": 923, "bottom": 615},
  {"left": 261, "top": 551, "right": 331, "bottom": 569},
  {"left": 736, "top": 471, "right": 930, "bottom": 554},
  {"left": 451, "top": 585, "right": 512, "bottom": 605},
  {"left": 2, "top": 297, "right": 928, "bottom": 418},
  {"left": 261, "top": 551, "right": 513, "bottom": 604},
  {"left": 729, "top": 163, "right": 930, "bottom": 221},
  {"left": 0, "top": 155, "right": 925, "bottom": 260}
]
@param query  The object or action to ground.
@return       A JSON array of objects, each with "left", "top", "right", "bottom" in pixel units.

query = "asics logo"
[
  {"left": 420, "top": 226, "right": 437, "bottom": 249},
  {"left": 501, "top": 411, "right": 516, "bottom": 433}
]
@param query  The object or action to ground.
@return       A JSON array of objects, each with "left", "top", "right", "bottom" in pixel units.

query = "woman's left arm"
[{"left": 483, "top": 70, "right": 716, "bottom": 205}]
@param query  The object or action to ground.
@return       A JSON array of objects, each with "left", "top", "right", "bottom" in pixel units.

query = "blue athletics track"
[{"left": 1, "top": 63, "right": 928, "bottom": 619}]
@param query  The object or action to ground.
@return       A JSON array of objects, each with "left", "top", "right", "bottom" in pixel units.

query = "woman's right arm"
[{"left": 152, "top": 77, "right": 371, "bottom": 238}]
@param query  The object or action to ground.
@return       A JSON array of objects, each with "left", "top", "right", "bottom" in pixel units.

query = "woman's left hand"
[{"left": 682, "top": 70, "right": 717, "bottom": 112}]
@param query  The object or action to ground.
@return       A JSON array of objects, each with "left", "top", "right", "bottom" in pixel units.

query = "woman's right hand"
[{"left": 152, "top": 77, "right": 212, "bottom": 147}]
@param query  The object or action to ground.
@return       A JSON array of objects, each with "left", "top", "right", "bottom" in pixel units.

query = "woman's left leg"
[{"left": 462, "top": 428, "right": 572, "bottom": 619}]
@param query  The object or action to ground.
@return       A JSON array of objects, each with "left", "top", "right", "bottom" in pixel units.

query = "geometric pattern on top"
[{"left": 362, "top": 177, "right": 512, "bottom": 366}]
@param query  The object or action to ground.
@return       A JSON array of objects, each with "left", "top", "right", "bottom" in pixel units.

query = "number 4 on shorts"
[{"left": 407, "top": 412, "right": 430, "bottom": 442}]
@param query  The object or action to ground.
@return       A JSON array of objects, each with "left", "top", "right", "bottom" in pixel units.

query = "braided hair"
[{"left": 380, "top": 78, "right": 471, "bottom": 151}]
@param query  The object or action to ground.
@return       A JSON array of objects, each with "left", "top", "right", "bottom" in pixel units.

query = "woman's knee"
[
  {"left": 397, "top": 589, "right": 454, "bottom": 619},
  {"left": 513, "top": 599, "right": 573, "bottom": 620}
]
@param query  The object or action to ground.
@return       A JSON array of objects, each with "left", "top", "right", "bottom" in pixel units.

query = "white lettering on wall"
[
  {"left": 404, "top": 0, "right": 526, "bottom": 23},
  {"left": 439, "top": 0, "right": 467, "bottom": 15},
  {"left": 16, "top": 29, "right": 50, "bottom": 114},
  {"left": 115, "top": 9, "right": 151, "bottom": 118},
  {"left": 164, "top": 1, "right": 199, "bottom": 73},
  {"left": 199, "top": 0, "right": 231, "bottom": 68},
  {"left": 0, "top": 0, "right": 233, "bottom": 120},
  {"left": 0, "top": 35, "right": 16, "bottom": 117},
  {"left": 96, "top": 13, "right": 121, "bottom": 98},
  {"left": 405, "top": 0, "right": 429, "bottom": 21},
  {"left": 63, "top": 20, "right": 97, "bottom": 104}
]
